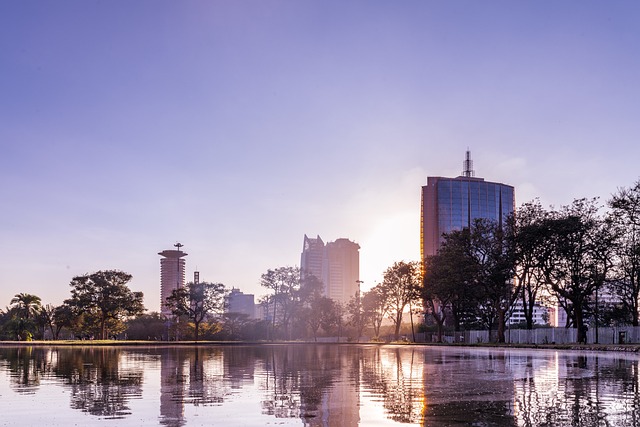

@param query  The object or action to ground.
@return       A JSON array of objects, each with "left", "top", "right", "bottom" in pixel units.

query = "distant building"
[
  {"left": 421, "top": 150, "right": 515, "bottom": 260},
  {"left": 226, "top": 288, "right": 255, "bottom": 319},
  {"left": 159, "top": 243, "right": 187, "bottom": 316},
  {"left": 300, "top": 235, "right": 360, "bottom": 305},
  {"left": 301, "top": 235, "right": 325, "bottom": 283},
  {"left": 507, "top": 301, "right": 550, "bottom": 326}
]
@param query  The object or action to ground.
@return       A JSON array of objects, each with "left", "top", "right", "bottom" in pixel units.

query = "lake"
[{"left": 0, "top": 344, "right": 638, "bottom": 426}]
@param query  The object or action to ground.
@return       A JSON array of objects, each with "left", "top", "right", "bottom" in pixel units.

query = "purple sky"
[{"left": 2, "top": 1, "right": 640, "bottom": 312}]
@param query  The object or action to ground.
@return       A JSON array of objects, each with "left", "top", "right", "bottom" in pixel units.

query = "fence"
[{"left": 422, "top": 326, "right": 640, "bottom": 345}]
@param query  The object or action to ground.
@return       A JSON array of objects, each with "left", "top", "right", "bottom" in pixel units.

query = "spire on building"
[{"left": 462, "top": 149, "right": 475, "bottom": 177}]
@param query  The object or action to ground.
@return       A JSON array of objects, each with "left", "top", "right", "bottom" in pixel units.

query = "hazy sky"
[{"left": 2, "top": 1, "right": 640, "bottom": 312}]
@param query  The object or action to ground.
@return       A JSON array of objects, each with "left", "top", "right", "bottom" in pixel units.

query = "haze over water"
[{"left": 1, "top": 344, "right": 639, "bottom": 426}]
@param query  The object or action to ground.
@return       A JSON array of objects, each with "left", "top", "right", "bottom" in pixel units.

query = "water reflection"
[{"left": 1, "top": 345, "right": 640, "bottom": 426}]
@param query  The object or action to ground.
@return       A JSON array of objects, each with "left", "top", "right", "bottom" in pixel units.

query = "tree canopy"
[
  {"left": 65, "top": 270, "right": 145, "bottom": 340},
  {"left": 165, "top": 281, "right": 226, "bottom": 341}
]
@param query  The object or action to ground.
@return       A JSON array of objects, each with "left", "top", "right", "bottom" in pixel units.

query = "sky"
[{"left": 2, "top": 1, "right": 640, "bottom": 313}]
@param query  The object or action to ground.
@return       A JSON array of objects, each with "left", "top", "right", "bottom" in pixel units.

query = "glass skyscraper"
[{"left": 421, "top": 152, "right": 515, "bottom": 260}]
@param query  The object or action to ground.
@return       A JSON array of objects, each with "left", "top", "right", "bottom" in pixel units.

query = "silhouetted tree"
[
  {"left": 512, "top": 200, "right": 554, "bottom": 329},
  {"left": 609, "top": 181, "right": 640, "bottom": 325},
  {"left": 543, "top": 199, "right": 614, "bottom": 343},
  {"left": 469, "top": 218, "right": 517, "bottom": 343},
  {"left": 423, "top": 228, "right": 478, "bottom": 341},
  {"left": 362, "top": 285, "right": 388, "bottom": 339},
  {"left": 381, "top": 261, "right": 422, "bottom": 341},
  {"left": 165, "top": 281, "right": 226, "bottom": 341}
]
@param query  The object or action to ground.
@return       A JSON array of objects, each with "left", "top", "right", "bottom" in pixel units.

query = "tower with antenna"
[
  {"left": 421, "top": 150, "right": 515, "bottom": 261},
  {"left": 159, "top": 243, "right": 188, "bottom": 316}
]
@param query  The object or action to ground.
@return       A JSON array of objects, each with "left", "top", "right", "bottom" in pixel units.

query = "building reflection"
[
  {"left": 258, "top": 344, "right": 360, "bottom": 426},
  {"left": 159, "top": 347, "right": 187, "bottom": 427},
  {"left": 4, "top": 344, "right": 640, "bottom": 425}
]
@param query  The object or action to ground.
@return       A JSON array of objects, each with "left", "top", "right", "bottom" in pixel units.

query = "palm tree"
[{"left": 10, "top": 293, "right": 42, "bottom": 320}]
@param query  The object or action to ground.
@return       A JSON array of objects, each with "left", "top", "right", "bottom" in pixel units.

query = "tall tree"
[
  {"left": 543, "top": 199, "right": 613, "bottom": 343},
  {"left": 165, "top": 281, "right": 226, "bottom": 341},
  {"left": 346, "top": 291, "right": 369, "bottom": 342},
  {"left": 512, "top": 200, "right": 554, "bottom": 329},
  {"left": 381, "top": 261, "right": 422, "bottom": 341},
  {"left": 423, "top": 228, "right": 478, "bottom": 341},
  {"left": 362, "top": 285, "right": 388, "bottom": 339},
  {"left": 66, "top": 270, "right": 145, "bottom": 340},
  {"left": 260, "top": 266, "right": 311, "bottom": 340},
  {"left": 609, "top": 181, "right": 640, "bottom": 325},
  {"left": 469, "top": 218, "right": 517, "bottom": 343}
]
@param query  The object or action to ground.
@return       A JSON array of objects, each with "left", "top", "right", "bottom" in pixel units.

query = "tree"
[
  {"left": 543, "top": 199, "right": 613, "bottom": 343},
  {"left": 609, "top": 181, "right": 640, "bottom": 326},
  {"left": 125, "top": 312, "right": 167, "bottom": 340},
  {"left": 512, "top": 200, "right": 554, "bottom": 329},
  {"left": 52, "top": 303, "right": 79, "bottom": 340},
  {"left": 66, "top": 270, "right": 145, "bottom": 340},
  {"left": 165, "top": 281, "right": 226, "bottom": 341},
  {"left": 9, "top": 293, "right": 42, "bottom": 340},
  {"left": 346, "top": 291, "right": 369, "bottom": 342},
  {"left": 381, "top": 261, "right": 422, "bottom": 341},
  {"left": 260, "top": 266, "right": 317, "bottom": 340},
  {"left": 423, "top": 228, "right": 478, "bottom": 341},
  {"left": 469, "top": 218, "right": 517, "bottom": 343},
  {"left": 302, "top": 294, "right": 332, "bottom": 341},
  {"left": 362, "top": 285, "right": 388, "bottom": 339},
  {"left": 36, "top": 304, "right": 56, "bottom": 339},
  {"left": 219, "top": 312, "right": 254, "bottom": 340}
]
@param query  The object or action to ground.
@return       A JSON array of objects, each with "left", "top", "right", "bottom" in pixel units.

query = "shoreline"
[{"left": 1, "top": 340, "right": 639, "bottom": 352}]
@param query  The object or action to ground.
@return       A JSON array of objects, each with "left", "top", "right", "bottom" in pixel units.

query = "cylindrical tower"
[{"left": 159, "top": 244, "right": 187, "bottom": 316}]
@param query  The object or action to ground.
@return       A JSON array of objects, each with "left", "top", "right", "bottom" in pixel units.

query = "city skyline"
[{"left": 2, "top": 2, "right": 640, "bottom": 312}]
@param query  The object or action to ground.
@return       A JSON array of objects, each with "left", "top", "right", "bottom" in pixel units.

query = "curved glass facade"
[{"left": 421, "top": 176, "right": 515, "bottom": 260}]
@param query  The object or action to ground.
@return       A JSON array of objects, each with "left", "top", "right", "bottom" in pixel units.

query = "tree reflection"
[
  {"left": 418, "top": 350, "right": 516, "bottom": 426},
  {"left": 0, "top": 346, "right": 53, "bottom": 392},
  {"left": 512, "top": 352, "right": 640, "bottom": 426},
  {"left": 54, "top": 347, "right": 143, "bottom": 419},
  {"left": 361, "top": 347, "right": 425, "bottom": 424}
]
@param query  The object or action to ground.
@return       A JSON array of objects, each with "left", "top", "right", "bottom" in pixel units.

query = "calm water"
[{"left": 1, "top": 344, "right": 640, "bottom": 426}]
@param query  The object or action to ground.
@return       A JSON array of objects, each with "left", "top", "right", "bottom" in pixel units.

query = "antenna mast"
[{"left": 462, "top": 149, "right": 475, "bottom": 177}]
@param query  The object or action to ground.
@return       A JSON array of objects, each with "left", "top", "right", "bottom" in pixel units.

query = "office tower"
[
  {"left": 324, "top": 238, "right": 361, "bottom": 304},
  {"left": 300, "top": 235, "right": 360, "bottom": 305},
  {"left": 159, "top": 243, "right": 187, "bottom": 316},
  {"left": 421, "top": 151, "right": 515, "bottom": 261},
  {"left": 301, "top": 234, "right": 324, "bottom": 282},
  {"left": 227, "top": 288, "right": 256, "bottom": 319}
]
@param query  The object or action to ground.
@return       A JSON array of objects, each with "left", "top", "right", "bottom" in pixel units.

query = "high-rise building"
[
  {"left": 300, "top": 235, "right": 360, "bottom": 305},
  {"left": 300, "top": 234, "right": 324, "bottom": 282},
  {"left": 159, "top": 243, "right": 187, "bottom": 316},
  {"left": 324, "top": 238, "right": 360, "bottom": 304},
  {"left": 420, "top": 151, "right": 515, "bottom": 261},
  {"left": 227, "top": 288, "right": 256, "bottom": 319}
]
